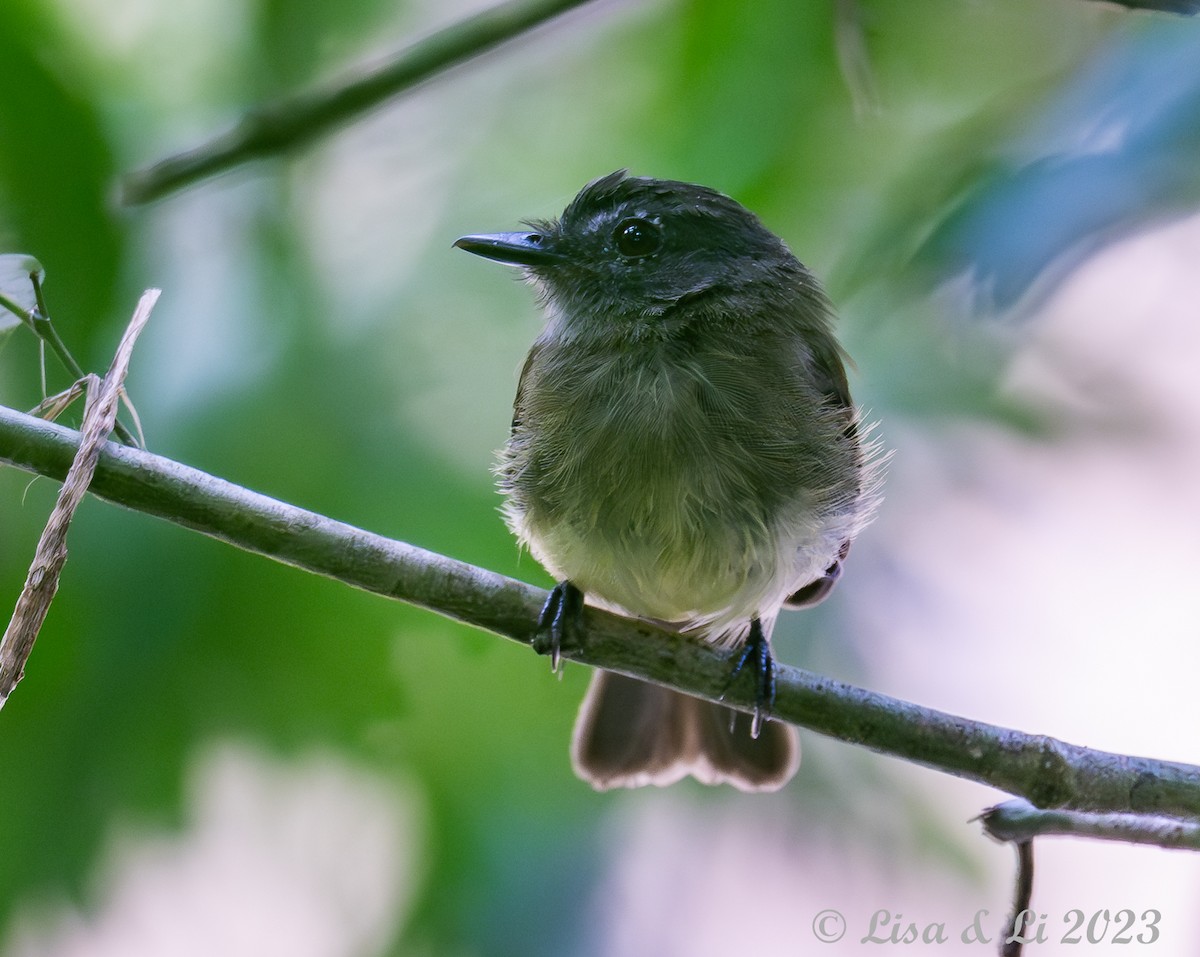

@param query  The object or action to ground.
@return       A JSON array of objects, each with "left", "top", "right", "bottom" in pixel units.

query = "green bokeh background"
[{"left": 2, "top": 0, "right": 1199, "bottom": 953}]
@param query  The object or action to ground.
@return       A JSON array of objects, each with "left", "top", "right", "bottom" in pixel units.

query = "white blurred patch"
[
  {"left": 3, "top": 743, "right": 421, "bottom": 957},
  {"left": 297, "top": 102, "right": 457, "bottom": 336},
  {"left": 857, "top": 213, "right": 1200, "bottom": 951},
  {"left": 868, "top": 212, "right": 1200, "bottom": 755},
  {"left": 133, "top": 185, "right": 284, "bottom": 419},
  {"left": 588, "top": 213, "right": 1200, "bottom": 954},
  {"left": 50, "top": 0, "right": 252, "bottom": 122},
  {"left": 587, "top": 792, "right": 1004, "bottom": 957}
]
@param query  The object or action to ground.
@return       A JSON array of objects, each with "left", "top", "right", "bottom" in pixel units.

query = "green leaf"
[{"left": 0, "top": 253, "right": 44, "bottom": 341}]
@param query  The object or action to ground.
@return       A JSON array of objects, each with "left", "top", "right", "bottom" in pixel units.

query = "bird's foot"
[
  {"left": 533, "top": 581, "right": 584, "bottom": 673},
  {"left": 725, "top": 617, "right": 775, "bottom": 739}
]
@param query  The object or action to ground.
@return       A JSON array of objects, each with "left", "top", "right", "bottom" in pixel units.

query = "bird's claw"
[
  {"left": 725, "top": 617, "right": 776, "bottom": 738},
  {"left": 534, "top": 581, "right": 584, "bottom": 673}
]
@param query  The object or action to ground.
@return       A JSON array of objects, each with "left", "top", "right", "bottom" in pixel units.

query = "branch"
[
  {"left": 981, "top": 798, "right": 1200, "bottom": 850},
  {"left": 0, "top": 291, "right": 159, "bottom": 703},
  {"left": 119, "top": 0, "right": 599, "bottom": 205},
  {"left": 116, "top": 0, "right": 1196, "bottom": 206},
  {"left": 1001, "top": 841, "right": 1035, "bottom": 957},
  {"left": 0, "top": 265, "right": 141, "bottom": 447},
  {"left": 2, "top": 403, "right": 1200, "bottom": 820},
  {"left": 1086, "top": 0, "right": 1199, "bottom": 10}
]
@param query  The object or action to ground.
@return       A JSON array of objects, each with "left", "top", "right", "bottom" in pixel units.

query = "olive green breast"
[{"left": 499, "top": 329, "right": 858, "bottom": 618}]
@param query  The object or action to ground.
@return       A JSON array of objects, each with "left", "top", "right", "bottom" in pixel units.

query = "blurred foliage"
[
  {"left": 846, "top": 16, "right": 1200, "bottom": 313},
  {"left": 1, "top": 0, "right": 1199, "bottom": 954}
]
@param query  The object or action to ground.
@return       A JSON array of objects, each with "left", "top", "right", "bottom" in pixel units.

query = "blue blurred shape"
[{"left": 923, "top": 18, "right": 1200, "bottom": 312}]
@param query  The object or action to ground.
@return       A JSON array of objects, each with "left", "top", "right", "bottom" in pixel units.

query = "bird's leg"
[
  {"left": 533, "top": 580, "right": 584, "bottom": 673},
  {"left": 726, "top": 616, "right": 775, "bottom": 739}
]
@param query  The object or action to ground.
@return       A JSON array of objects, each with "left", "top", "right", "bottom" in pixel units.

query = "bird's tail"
[{"left": 570, "top": 670, "right": 799, "bottom": 792}]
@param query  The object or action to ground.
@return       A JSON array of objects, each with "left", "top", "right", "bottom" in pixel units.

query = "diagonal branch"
[
  {"left": 116, "top": 0, "right": 1194, "bottom": 206},
  {"left": 2, "top": 402, "right": 1200, "bottom": 820},
  {"left": 119, "top": 0, "right": 599, "bottom": 205},
  {"left": 0, "top": 271, "right": 142, "bottom": 448}
]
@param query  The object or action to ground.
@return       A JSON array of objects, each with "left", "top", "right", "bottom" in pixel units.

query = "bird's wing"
[
  {"left": 784, "top": 330, "right": 859, "bottom": 608},
  {"left": 511, "top": 341, "right": 541, "bottom": 434}
]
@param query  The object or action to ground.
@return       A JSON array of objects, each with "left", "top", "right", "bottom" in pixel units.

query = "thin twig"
[
  {"left": 0, "top": 275, "right": 142, "bottom": 447},
  {"left": 2, "top": 403, "right": 1200, "bottom": 819},
  {"left": 0, "top": 290, "right": 160, "bottom": 704},
  {"left": 28, "top": 381, "right": 91, "bottom": 422},
  {"left": 0, "top": 292, "right": 31, "bottom": 327},
  {"left": 980, "top": 798, "right": 1200, "bottom": 850},
  {"left": 1000, "top": 842, "right": 1035, "bottom": 957},
  {"left": 1086, "top": 0, "right": 1199, "bottom": 10},
  {"left": 119, "top": 0, "right": 599, "bottom": 205}
]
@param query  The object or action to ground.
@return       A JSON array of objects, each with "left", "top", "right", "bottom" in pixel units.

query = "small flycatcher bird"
[{"left": 456, "top": 171, "right": 878, "bottom": 792}]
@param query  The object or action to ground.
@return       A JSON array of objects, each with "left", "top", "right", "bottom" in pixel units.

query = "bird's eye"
[{"left": 613, "top": 218, "right": 662, "bottom": 258}]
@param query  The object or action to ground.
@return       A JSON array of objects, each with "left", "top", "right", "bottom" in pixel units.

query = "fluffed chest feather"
[{"left": 497, "top": 336, "right": 855, "bottom": 625}]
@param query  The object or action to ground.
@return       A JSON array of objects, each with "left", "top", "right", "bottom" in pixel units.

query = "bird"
[{"left": 455, "top": 170, "right": 879, "bottom": 792}]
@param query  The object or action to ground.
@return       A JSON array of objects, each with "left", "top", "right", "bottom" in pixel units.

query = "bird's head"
[{"left": 455, "top": 170, "right": 811, "bottom": 335}]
